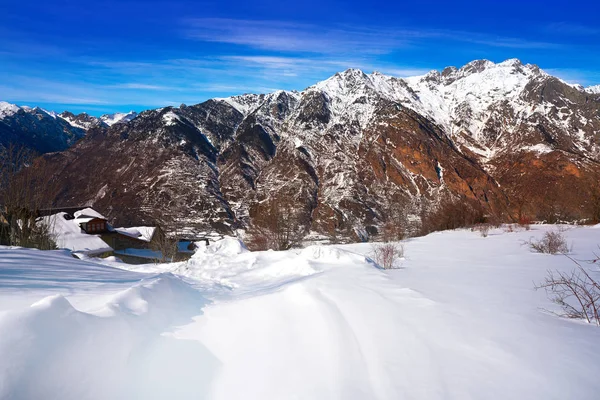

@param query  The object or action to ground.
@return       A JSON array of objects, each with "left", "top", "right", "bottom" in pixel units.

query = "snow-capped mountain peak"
[
  {"left": 100, "top": 111, "right": 138, "bottom": 126},
  {"left": 0, "top": 101, "right": 22, "bottom": 119},
  {"left": 587, "top": 85, "right": 600, "bottom": 94},
  {"left": 59, "top": 111, "right": 107, "bottom": 130}
]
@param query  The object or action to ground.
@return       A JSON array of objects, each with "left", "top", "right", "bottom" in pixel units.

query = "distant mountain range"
[
  {"left": 0, "top": 102, "right": 137, "bottom": 153},
  {"left": 2, "top": 58, "right": 600, "bottom": 238}
]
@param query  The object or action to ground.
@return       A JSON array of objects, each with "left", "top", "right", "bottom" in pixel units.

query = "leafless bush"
[
  {"left": 247, "top": 199, "right": 308, "bottom": 251},
  {"left": 150, "top": 225, "right": 180, "bottom": 263},
  {"left": 371, "top": 242, "right": 404, "bottom": 269},
  {"left": 0, "top": 144, "right": 59, "bottom": 248},
  {"left": 380, "top": 200, "right": 409, "bottom": 242},
  {"left": 535, "top": 256, "right": 600, "bottom": 325},
  {"left": 472, "top": 223, "right": 491, "bottom": 237},
  {"left": 504, "top": 224, "right": 515, "bottom": 233},
  {"left": 518, "top": 216, "right": 532, "bottom": 231},
  {"left": 420, "top": 195, "right": 486, "bottom": 235},
  {"left": 529, "top": 230, "right": 571, "bottom": 254}
]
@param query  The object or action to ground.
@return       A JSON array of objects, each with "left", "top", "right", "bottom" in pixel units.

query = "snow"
[
  {"left": 521, "top": 143, "right": 554, "bottom": 154},
  {"left": 162, "top": 111, "right": 182, "bottom": 126},
  {"left": 40, "top": 212, "right": 113, "bottom": 256},
  {"left": 586, "top": 84, "right": 600, "bottom": 94},
  {"left": 40, "top": 108, "right": 58, "bottom": 119},
  {"left": 0, "top": 101, "right": 21, "bottom": 119},
  {"left": 114, "top": 226, "right": 156, "bottom": 242},
  {"left": 403, "top": 59, "right": 544, "bottom": 141},
  {"left": 59, "top": 114, "right": 88, "bottom": 129},
  {"left": 100, "top": 111, "right": 138, "bottom": 126},
  {"left": 74, "top": 207, "right": 107, "bottom": 220},
  {"left": 1, "top": 225, "right": 600, "bottom": 398}
]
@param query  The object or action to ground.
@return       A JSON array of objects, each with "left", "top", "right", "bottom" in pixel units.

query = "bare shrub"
[
  {"left": 371, "top": 242, "right": 404, "bottom": 269},
  {"left": 246, "top": 230, "right": 270, "bottom": 251},
  {"left": 529, "top": 230, "right": 571, "bottom": 254},
  {"left": 150, "top": 224, "right": 181, "bottom": 263},
  {"left": 247, "top": 198, "right": 308, "bottom": 251},
  {"left": 535, "top": 256, "right": 600, "bottom": 325},
  {"left": 472, "top": 223, "right": 491, "bottom": 237},
  {"left": 504, "top": 224, "right": 515, "bottom": 233},
  {"left": 518, "top": 216, "right": 532, "bottom": 231},
  {"left": 381, "top": 221, "right": 406, "bottom": 242},
  {"left": 0, "top": 144, "right": 59, "bottom": 248},
  {"left": 420, "top": 194, "right": 486, "bottom": 235},
  {"left": 380, "top": 199, "right": 409, "bottom": 242}
]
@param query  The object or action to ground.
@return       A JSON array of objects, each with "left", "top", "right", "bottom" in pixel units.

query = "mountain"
[
  {"left": 19, "top": 59, "right": 600, "bottom": 238},
  {"left": 0, "top": 101, "right": 86, "bottom": 154},
  {"left": 587, "top": 85, "right": 600, "bottom": 95},
  {"left": 100, "top": 111, "right": 138, "bottom": 126},
  {"left": 58, "top": 111, "right": 108, "bottom": 130}
]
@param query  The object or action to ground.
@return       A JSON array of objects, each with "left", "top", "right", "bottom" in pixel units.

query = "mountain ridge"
[{"left": 4, "top": 58, "right": 600, "bottom": 239}]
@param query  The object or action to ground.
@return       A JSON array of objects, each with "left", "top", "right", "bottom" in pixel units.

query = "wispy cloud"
[
  {"left": 464, "top": 36, "right": 559, "bottom": 49},
  {"left": 0, "top": 85, "right": 110, "bottom": 105},
  {"left": 183, "top": 19, "right": 412, "bottom": 54},
  {"left": 545, "top": 22, "right": 600, "bottom": 36},
  {"left": 112, "top": 83, "right": 177, "bottom": 90},
  {"left": 183, "top": 18, "right": 561, "bottom": 54}
]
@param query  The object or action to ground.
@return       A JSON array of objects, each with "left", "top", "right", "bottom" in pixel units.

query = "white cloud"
[
  {"left": 183, "top": 18, "right": 561, "bottom": 54},
  {"left": 184, "top": 19, "right": 410, "bottom": 54}
]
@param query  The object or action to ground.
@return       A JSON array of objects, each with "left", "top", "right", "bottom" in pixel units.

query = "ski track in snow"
[{"left": 1, "top": 226, "right": 600, "bottom": 399}]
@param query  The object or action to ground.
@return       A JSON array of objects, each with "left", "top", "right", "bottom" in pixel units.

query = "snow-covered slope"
[
  {"left": 1, "top": 225, "right": 600, "bottom": 398},
  {"left": 11, "top": 58, "right": 600, "bottom": 237},
  {"left": 59, "top": 111, "right": 107, "bottom": 130},
  {"left": 0, "top": 101, "right": 21, "bottom": 119},
  {"left": 403, "top": 60, "right": 543, "bottom": 141},
  {"left": 307, "top": 59, "right": 597, "bottom": 159},
  {"left": 587, "top": 85, "right": 600, "bottom": 94},
  {"left": 0, "top": 102, "right": 86, "bottom": 154},
  {"left": 100, "top": 111, "right": 138, "bottom": 126}
]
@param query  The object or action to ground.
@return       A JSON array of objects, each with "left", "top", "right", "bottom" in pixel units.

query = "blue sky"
[{"left": 1, "top": 0, "right": 600, "bottom": 115}]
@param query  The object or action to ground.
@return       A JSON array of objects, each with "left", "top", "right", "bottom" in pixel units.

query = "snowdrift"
[
  {"left": 2, "top": 226, "right": 600, "bottom": 399},
  {"left": 0, "top": 271, "right": 211, "bottom": 399}
]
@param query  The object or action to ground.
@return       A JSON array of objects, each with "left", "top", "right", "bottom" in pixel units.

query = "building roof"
[
  {"left": 113, "top": 226, "right": 157, "bottom": 242},
  {"left": 73, "top": 208, "right": 107, "bottom": 220},
  {"left": 39, "top": 212, "right": 113, "bottom": 256}
]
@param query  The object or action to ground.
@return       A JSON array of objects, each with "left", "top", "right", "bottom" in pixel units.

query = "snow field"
[{"left": 1, "top": 225, "right": 600, "bottom": 399}]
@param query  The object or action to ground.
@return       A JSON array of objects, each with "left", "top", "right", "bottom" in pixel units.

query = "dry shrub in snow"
[
  {"left": 529, "top": 230, "right": 570, "bottom": 254},
  {"left": 535, "top": 256, "right": 600, "bottom": 326},
  {"left": 472, "top": 223, "right": 491, "bottom": 237},
  {"left": 0, "top": 144, "right": 59, "bottom": 249},
  {"left": 518, "top": 216, "right": 532, "bottom": 231},
  {"left": 246, "top": 198, "right": 308, "bottom": 251},
  {"left": 419, "top": 195, "right": 486, "bottom": 235},
  {"left": 371, "top": 243, "right": 404, "bottom": 269}
]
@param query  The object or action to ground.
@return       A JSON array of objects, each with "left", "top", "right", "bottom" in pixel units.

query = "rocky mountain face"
[
  {"left": 0, "top": 102, "right": 85, "bottom": 154},
  {"left": 16, "top": 59, "right": 600, "bottom": 238},
  {"left": 58, "top": 111, "right": 108, "bottom": 130}
]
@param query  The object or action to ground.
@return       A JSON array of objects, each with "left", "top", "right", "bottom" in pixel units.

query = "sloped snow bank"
[
  {"left": 0, "top": 272, "right": 214, "bottom": 400},
  {"left": 2, "top": 227, "right": 600, "bottom": 399},
  {"left": 172, "top": 238, "right": 373, "bottom": 294}
]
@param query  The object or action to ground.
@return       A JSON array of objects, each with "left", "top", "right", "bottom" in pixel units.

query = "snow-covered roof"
[
  {"left": 73, "top": 208, "right": 107, "bottom": 220},
  {"left": 40, "top": 212, "right": 113, "bottom": 256},
  {"left": 114, "top": 226, "right": 157, "bottom": 242}
]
